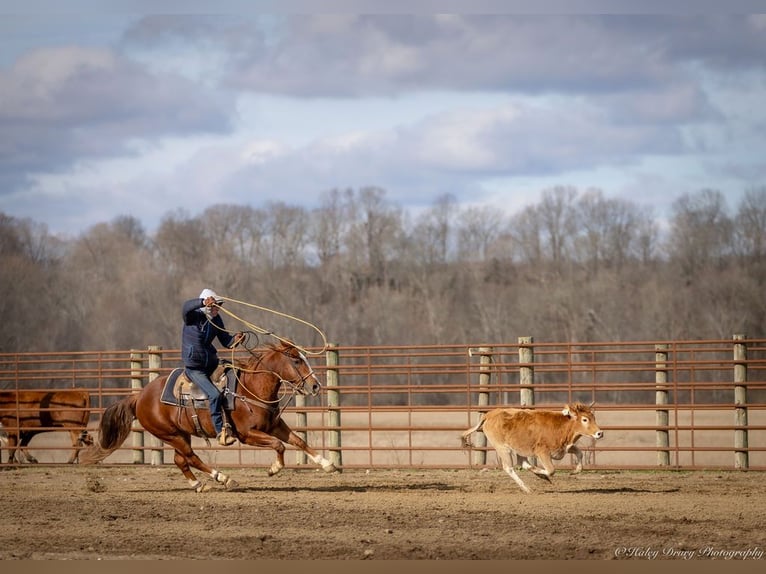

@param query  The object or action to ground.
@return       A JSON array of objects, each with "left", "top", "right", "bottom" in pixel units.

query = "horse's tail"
[
  {"left": 79, "top": 394, "right": 138, "bottom": 464},
  {"left": 0, "top": 422, "right": 7, "bottom": 447},
  {"left": 460, "top": 413, "right": 486, "bottom": 448}
]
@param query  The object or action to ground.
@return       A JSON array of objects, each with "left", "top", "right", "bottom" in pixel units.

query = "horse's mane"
[{"left": 235, "top": 341, "right": 295, "bottom": 370}]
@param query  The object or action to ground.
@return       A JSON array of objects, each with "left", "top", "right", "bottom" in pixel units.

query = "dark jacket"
[{"left": 181, "top": 298, "right": 236, "bottom": 373}]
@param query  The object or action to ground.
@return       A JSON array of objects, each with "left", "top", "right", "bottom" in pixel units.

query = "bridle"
[{"left": 228, "top": 347, "right": 321, "bottom": 415}]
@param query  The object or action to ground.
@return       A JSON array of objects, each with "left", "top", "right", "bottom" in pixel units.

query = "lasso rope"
[{"left": 214, "top": 295, "right": 328, "bottom": 356}]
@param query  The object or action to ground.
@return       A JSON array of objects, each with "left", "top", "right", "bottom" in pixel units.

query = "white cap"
[{"left": 199, "top": 288, "right": 223, "bottom": 305}]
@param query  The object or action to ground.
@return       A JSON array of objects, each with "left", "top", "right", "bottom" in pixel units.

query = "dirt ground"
[{"left": 0, "top": 463, "right": 764, "bottom": 561}]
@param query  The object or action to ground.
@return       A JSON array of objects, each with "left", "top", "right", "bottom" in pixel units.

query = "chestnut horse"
[
  {"left": 80, "top": 341, "right": 337, "bottom": 491},
  {"left": 0, "top": 389, "right": 93, "bottom": 464}
]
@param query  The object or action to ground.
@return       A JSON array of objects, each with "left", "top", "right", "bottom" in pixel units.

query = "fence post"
[
  {"left": 147, "top": 346, "right": 164, "bottom": 466},
  {"left": 655, "top": 343, "right": 670, "bottom": 467},
  {"left": 470, "top": 347, "right": 493, "bottom": 466},
  {"left": 518, "top": 337, "right": 537, "bottom": 467},
  {"left": 294, "top": 393, "right": 307, "bottom": 466},
  {"left": 518, "top": 337, "right": 534, "bottom": 407},
  {"left": 325, "top": 344, "right": 342, "bottom": 470},
  {"left": 130, "top": 350, "right": 145, "bottom": 464},
  {"left": 733, "top": 334, "right": 748, "bottom": 470}
]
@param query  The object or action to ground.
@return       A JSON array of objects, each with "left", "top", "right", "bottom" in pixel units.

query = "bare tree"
[
  {"left": 666, "top": 189, "right": 733, "bottom": 277},
  {"left": 152, "top": 209, "right": 209, "bottom": 280},
  {"left": 411, "top": 193, "right": 457, "bottom": 265},
  {"left": 734, "top": 186, "right": 766, "bottom": 261},
  {"left": 538, "top": 186, "right": 579, "bottom": 266},
  {"left": 345, "top": 187, "right": 404, "bottom": 289},
  {"left": 455, "top": 205, "right": 503, "bottom": 263},
  {"left": 508, "top": 205, "right": 543, "bottom": 266}
]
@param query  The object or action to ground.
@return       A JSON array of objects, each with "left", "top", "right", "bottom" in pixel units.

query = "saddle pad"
[
  {"left": 160, "top": 369, "right": 203, "bottom": 407},
  {"left": 160, "top": 367, "right": 238, "bottom": 408}
]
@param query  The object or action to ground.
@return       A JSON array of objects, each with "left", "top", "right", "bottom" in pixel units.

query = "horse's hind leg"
[
  {"left": 173, "top": 451, "right": 212, "bottom": 492},
  {"left": 161, "top": 437, "right": 239, "bottom": 492}
]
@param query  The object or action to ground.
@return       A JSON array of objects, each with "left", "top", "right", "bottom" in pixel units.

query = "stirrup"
[{"left": 217, "top": 426, "right": 236, "bottom": 446}]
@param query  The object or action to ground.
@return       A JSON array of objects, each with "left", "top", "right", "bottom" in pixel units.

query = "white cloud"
[{"left": 1, "top": 12, "right": 765, "bottom": 237}]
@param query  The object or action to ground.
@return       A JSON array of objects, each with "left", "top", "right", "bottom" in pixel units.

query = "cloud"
[
  {"left": 2, "top": 12, "right": 765, "bottom": 236},
  {"left": 216, "top": 15, "right": 766, "bottom": 96},
  {"left": 0, "top": 44, "right": 235, "bottom": 193}
]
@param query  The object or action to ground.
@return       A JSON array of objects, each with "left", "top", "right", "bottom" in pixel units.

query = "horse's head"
[{"left": 259, "top": 341, "right": 322, "bottom": 396}]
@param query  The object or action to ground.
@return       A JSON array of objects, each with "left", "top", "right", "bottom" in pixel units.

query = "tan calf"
[{"left": 461, "top": 402, "right": 603, "bottom": 493}]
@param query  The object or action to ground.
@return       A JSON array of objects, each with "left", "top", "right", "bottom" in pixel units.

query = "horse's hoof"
[
  {"left": 322, "top": 463, "right": 339, "bottom": 473},
  {"left": 194, "top": 481, "right": 212, "bottom": 493},
  {"left": 224, "top": 478, "right": 240, "bottom": 491},
  {"left": 267, "top": 464, "right": 283, "bottom": 477}
]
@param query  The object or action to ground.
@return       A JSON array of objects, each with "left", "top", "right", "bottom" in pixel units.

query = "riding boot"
[
  {"left": 217, "top": 408, "right": 236, "bottom": 446},
  {"left": 217, "top": 425, "right": 236, "bottom": 446}
]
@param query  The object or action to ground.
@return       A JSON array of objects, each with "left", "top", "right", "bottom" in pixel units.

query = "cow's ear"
[{"left": 562, "top": 405, "right": 572, "bottom": 417}]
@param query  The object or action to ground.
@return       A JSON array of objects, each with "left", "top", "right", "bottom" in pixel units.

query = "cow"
[
  {"left": 0, "top": 390, "right": 93, "bottom": 464},
  {"left": 461, "top": 402, "right": 603, "bottom": 493}
]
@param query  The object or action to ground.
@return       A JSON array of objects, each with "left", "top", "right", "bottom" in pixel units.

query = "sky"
[{"left": 1, "top": 3, "right": 766, "bottom": 237}]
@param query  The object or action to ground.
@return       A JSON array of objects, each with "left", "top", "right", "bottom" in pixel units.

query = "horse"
[
  {"left": 80, "top": 340, "right": 338, "bottom": 491},
  {"left": 0, "top": 389, "right": 93, "bottom": 464}
]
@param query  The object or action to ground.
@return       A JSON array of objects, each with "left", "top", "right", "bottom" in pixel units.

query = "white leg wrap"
[
  {"left": 268, "top": 460, "right": 284, "bottom": 476},
  {"left": 212, "top": 469, "right": 228, "bottom": 484},
  {"left": 308, "top": 453, "right": 336, "bottom": 472},
  {"left": 190, "top": 479, "right": 208, "bottom": 493}
]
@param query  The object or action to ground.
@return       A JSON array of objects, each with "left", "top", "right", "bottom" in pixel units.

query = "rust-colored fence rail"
[{"left": 1, "top": 336, "right": 765, "bottom": 470}]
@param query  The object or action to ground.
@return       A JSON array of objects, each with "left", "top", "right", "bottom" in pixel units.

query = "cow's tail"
[
  {"left": 79, "top": 394, "right": 138, "bottom": 464},
  {"left": 461, "top": 414, "right": 486, "bottom": 448}
]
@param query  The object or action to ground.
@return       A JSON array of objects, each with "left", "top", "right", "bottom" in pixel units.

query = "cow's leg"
[
  {"left": 4, "top": 433, "right": 19, "bottom": 463},
  {"left": 72, "top": 431, "right": 94, "bottom": 464},
  {"left": 524, "top": 452, "right": 555, "bottom": 482},
  {"left": 66, "top": 430, "right": 80, "bottom": 464},
  {"left": 18, "top": 432, "right": 37, "bottom": 463},
  {"left": 567, "top": 445, "right": 584, "bottom": 473},
  {"left": 496, "top": 446, "right": 531, "bottom": 493}
]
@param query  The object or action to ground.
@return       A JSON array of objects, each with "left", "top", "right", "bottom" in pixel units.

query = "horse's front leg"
[
  {"left": 239, "top": 429, "right": 288, "bottom": 476},
  {"left": 271, "top": 419, "right": 339, "bottom": 473}
]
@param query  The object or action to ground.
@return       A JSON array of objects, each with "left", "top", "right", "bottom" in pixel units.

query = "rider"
[{"left": 181, "top": 288, "right": 244, "bottom": 446}]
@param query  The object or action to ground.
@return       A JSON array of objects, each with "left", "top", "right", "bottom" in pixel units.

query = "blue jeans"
[{"left": 184, "top": 368, "right": 225, "bottom": 435}]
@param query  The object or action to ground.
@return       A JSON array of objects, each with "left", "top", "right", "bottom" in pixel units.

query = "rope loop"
[{"left": 206, "top": 295, "right": 328, "bottom": 357}]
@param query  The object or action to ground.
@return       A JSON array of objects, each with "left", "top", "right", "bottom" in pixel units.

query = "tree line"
[{"left": 2, "top": 185, "right": 766, "bottom": 353}]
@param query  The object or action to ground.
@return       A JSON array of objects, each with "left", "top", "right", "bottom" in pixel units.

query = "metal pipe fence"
[{"left": 1, "top": 336, "right": 765, "bottom": 470}]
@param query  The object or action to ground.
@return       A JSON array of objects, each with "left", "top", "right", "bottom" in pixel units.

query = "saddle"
[{"left": 160, "top": 363, "right": 238, "bottom": 410}]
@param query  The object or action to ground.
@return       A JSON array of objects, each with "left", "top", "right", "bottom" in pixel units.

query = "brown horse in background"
[
  {"left": 0, "top": 389, "right": 93, "bottom": 464},
  {"left": 80, "top": 341, "right": 337, "bottom": 491}
]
